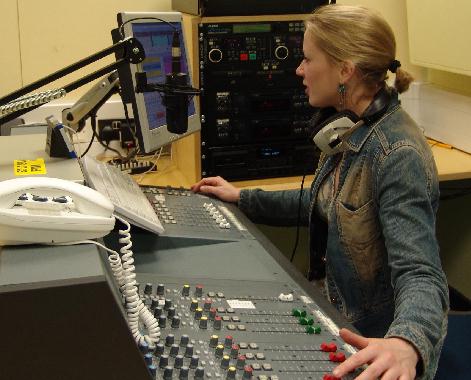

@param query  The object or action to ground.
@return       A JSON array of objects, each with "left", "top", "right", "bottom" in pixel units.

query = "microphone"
[{"left": 163, "top": 30, "right": 190, "bottom": 134}]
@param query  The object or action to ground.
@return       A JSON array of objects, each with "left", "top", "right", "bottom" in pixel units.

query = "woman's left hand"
[{"left": 332, "top": 328, "right": 419, "bottom": 380}]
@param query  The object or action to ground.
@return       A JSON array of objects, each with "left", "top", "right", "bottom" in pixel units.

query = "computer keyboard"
[{"left": 80, "top": 156, "right": 164, "bottom": 235}]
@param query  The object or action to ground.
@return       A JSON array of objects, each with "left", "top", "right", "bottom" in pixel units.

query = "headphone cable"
[{"left": 290, "top": 169, "right": 308, "bottom": 262}]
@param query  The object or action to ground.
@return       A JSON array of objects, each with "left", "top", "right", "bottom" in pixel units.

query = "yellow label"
[{"left": 13, "top": 158, "right": 47, "bottom": 175}]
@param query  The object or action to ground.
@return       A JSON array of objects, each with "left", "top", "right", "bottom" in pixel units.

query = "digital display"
[{"left": 233, "top": 23, "right": 272, "bottom": 34}]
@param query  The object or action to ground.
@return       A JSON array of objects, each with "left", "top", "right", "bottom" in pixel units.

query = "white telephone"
[{"left": 0, "top": 177, "right": 115, "bottom": 245}]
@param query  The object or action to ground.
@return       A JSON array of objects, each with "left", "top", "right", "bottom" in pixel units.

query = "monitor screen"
[{"left": 116, "top": 12, "right": 200, "bottom": 153}]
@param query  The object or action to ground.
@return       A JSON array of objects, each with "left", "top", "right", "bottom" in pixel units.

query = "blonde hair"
[{"left": 305, "top": 4, "right": 413, "bottom": 93}]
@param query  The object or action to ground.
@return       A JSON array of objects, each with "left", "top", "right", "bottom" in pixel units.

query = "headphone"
[{"left": 311, "top": 87, "right": 393, "bottom": 155}]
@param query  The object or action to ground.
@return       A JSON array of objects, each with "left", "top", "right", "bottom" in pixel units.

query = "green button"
[{"left": 249, "top": 53, "right": 257, "bottom": 60}]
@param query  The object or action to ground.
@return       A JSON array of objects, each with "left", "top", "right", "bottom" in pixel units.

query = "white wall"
[{"left": 1, "top": 0, "right": 172, "bottom": 100}]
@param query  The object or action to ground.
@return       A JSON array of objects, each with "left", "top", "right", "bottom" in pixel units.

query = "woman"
[{"left": 192, "top": 5, "right": 449, "bottom": 379}]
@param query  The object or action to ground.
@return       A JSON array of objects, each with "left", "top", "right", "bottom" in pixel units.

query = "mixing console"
[
  {"left": 111, "top": 185, "right": 362, "bottom": 380},
  {"left": 132, "top": 276, "right": 359, "bottom": 380},
  {"left": 141, "top": 185, "right": 254, "bottom": 241}
]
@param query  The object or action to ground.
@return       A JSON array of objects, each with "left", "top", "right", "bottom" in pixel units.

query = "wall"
[
  {"left": 0, "top": 0, "right": 22, "bottom": 96},
  {"left": 0, "top": 0, "right": 172, "bottom": 100},
  {"left": 338, "top": 0, "right": 427, "bottom": 82}
]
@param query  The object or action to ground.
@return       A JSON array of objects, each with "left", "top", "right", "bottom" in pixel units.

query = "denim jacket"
[{"left": 238, "top": 92, "right": 449, "bottom": 379}]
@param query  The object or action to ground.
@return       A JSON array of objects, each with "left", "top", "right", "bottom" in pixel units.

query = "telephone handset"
[{"left": 0, "top": 177, "right": 115, "bottom": 245}]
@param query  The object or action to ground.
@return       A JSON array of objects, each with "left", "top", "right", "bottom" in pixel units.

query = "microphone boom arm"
[{"left": 0, "top": 37, "right": 145, "bottom": 125}]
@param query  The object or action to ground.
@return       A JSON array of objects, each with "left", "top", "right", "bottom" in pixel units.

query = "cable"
[
  {"left": 50, "top": 216, "right": 160, "bottom": 347},
  {"left": 118, "top": 17, "right": 177, "bottom": 40},
  {"left": 112, "top": 215, "right": 160, "bottom": 346},
  {"left": 290, "top": 172, "right": 307, "bottom": 262},
  {"left": 0, "top": 88, "right": 66, "bottom": 117},
  {"left": 135, "top": 147, "right": 163, "bottom": 183},
  {"left": 77, "top": 115, "right": 96, "bottom": 158}
]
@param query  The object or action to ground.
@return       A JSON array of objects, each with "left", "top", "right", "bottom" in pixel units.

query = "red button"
[
  {"left": 240, "top": 53, "right": 248, "bottom": 61},
  {"left": 329, "top": 352, "right": 346, "bottom": 362},
  {"left": 323, "top": 375, "right": 340, "bottom": 380},
  {"left": 320, "top": 342, "right": 337, "bottom": 352}
]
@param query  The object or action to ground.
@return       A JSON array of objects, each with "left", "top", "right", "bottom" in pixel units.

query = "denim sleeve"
[
  {"left": 238, "top": 188, "right": 311, "bottom": 226},
  {"left": 376, "top": 145, "right": 449, "bottom": 378}
]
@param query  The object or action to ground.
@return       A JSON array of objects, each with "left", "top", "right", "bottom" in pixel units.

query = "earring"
[{"left": 338, "top": 83, "right": 346, "bottom": 110}]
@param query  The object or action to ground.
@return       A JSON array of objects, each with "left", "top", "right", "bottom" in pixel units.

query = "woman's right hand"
[{"left": 191, "top": 176, "right": 241, "bottom": 203}]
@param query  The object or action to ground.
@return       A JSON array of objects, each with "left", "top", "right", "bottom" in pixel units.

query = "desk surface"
[{"left": 134, "top": 144, "right": 471, "bottom": 189}]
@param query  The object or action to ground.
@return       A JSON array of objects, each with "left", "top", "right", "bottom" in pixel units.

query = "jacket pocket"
[{"left": 336, "top": 199, "right": 384, "bottom": 282}]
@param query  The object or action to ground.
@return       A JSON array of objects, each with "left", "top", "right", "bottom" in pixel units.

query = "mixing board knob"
[
  {"left": 154, "top": 307, "right": 163, "bottom": 318},
  {"left": 195, "top": 285, "right": 203, "bottom": 297},
  {"left": 224, "top": 335, "right": 233, "bottom": 348},
  {"left": 170, "top": 344, "right": 179, "bottom": 357},
  {"left": 209, "top": 307, "right": 217, "bottom": 320},
  {"left": 164, "top": 299, "right": 173, "bottom": 310},
  {"left": 292, "top": 308, "right": 307, "bottom": 317},
  {"left": 203, "top": 298, "right": 212, "bottom": 311},
  {"left": 157, "top": 284, "right": 165, "bottom": 296},
  {"left": 213, "top": 316, "right": 222, "bottom": 330},
  {"left": 184, "top": 344, "right": 194, "bottom": 358},
  {"left": 179, "top": 366, "right": 189, "bottom": 379},
  {"left": 139, "top": 341, "right": 149, "bottom": 354},
  {"left": 159, "top": 315, "right": 167, "bottom": 328},
  {"left": 323, "top": 375, "right": 341, "bottom": 380},
  {"left": 306, "top": 325, "right": 321, "bottom": 334},
  {"left": 194, "top": 366, "right": 205, "bottom": 379},
  {"left": 171, "top": 316, "right": 181, "bottom": 328},
  {"left": 209, "top": 334, "right": 219, "bottom": 348},
  {"left": 163, "top": 366, "right": 173, "bottom": 379},
  {"left": 165, "top": 334, "right": 175, "bottom": 346},
  {"left": 155, "top": 343, "right": 165, "bottom": 356},
  {"left": 150, "top": 297, "right": 159, "bottom": 311},
  {"left": 167, "top": 307, "right": 176, "bottom": 318},
  {"left": 226, "top": 366, "right": 237, "bottom": 379},
  {"left": 159, "top": 354, "right": 169, "bottom": 368},
  {"left": 320, "top": 342, "right": 337, "bottom": 352},
  {"left": 220, "top": 354, "right": 230, "bottom": 369},
  {"left": 189, "top": 355, "right": 199, "bottom": 369},
  {"left": 329, "top": 352, "right": 346, "bottom": 362},
  {"left": 230, "top": 344, "right": 239, "bottom": 358},
  {"left": 182, "top": 284, "right": 190, "bottom": 296},
  {"left": 144, "top": 353, "right": 153, "bottom": 365},
  {"left": 199, "top": 316, "right": 208, "bottom": 329},
  {"left": 215, "top": 344, "right": 224, "bottom": 358},
  {"left": 179, "top": 334, "right": 190, "bottom": 346},
  {"left": 174, "top": 355, "right": 184, "bottom": 369},
  {"left": 144, "top": 283, "right": 153, "bottom": 295},
  {"left": 242, "top": 365, "right": 253, "bottom": 379},
  {"left": 299, "top": 317, "right": 313, "bottom": 325},
  {"left": 190, "top": 299, "right": 198, "bottom": 312},
  {"left": 147, "top": 364, "right": 157, "bottom": 377},
  {"left": 194, "top": 307, "right": 203, "bottom": 320},
  {"left": 236, "top": 355, "right": 246, "bottom": 370}
]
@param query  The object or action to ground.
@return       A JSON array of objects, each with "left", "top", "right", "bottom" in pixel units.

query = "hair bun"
[{"left": 389, "top": 59, "right": 401, "bottom": 73}]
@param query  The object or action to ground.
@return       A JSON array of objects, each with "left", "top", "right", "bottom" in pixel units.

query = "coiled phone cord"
[{"left": 108, "top": 215, "right": 160, "bottom": 346}]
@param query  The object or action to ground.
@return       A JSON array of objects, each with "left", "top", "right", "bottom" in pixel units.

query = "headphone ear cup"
[{"left": 311, "top": 111, "right": 359, "bottom": 155}]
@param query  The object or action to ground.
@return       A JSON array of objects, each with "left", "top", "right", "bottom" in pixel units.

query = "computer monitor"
[{"left": 115, "top": 12, "right": 200, "bottom": 153}]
